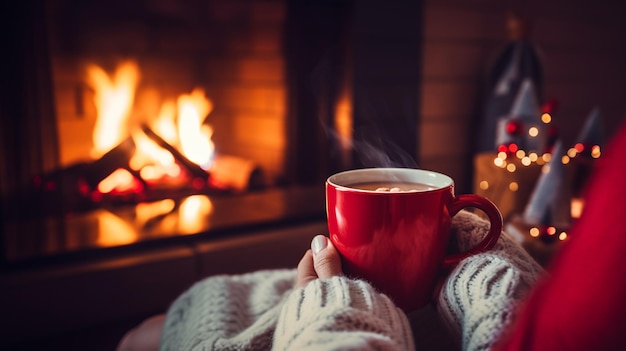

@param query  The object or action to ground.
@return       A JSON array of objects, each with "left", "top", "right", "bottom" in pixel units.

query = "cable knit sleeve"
[
  {"left": 160, "top": 269, "right": 296, "bottom": 351},
  {"left": 437, "top": 210, "right": 545, "bottom": 351},
  {"left": 272, "top": 275, "right": 414, "bottom": 351}
]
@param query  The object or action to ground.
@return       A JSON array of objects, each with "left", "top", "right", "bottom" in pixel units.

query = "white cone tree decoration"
[
  {"left": 495, "top": 79, "right": 548, "bottom": 154},
  {"left": 522, "top": 140, "right": 571, "bottom": 228}
]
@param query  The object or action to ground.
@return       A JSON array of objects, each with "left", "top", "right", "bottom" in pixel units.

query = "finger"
[
  {"left": 295, "top": 249, "right": 317, "bottom": 288},
  {"left": 311, "top": 235, "right": 343, "bottom": 279}
]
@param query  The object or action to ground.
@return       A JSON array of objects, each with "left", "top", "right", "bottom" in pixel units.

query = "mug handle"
[{"left": 442, "top": 194, "right": 503, "bottom": 268}]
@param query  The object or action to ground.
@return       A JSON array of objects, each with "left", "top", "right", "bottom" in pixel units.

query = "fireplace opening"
[
  {"left": 38, "top": 0, "right": 298, "bottom": 214},
  {"left": 0, "top": 0, "right": 422, "bottom": 264},
  {"left": 3, "top": 0, "right": 355, "bottom": 214}
]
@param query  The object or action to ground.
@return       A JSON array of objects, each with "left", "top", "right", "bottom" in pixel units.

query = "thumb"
[{"left": 311, "top": 235, "right": 343, "bottom": 279}]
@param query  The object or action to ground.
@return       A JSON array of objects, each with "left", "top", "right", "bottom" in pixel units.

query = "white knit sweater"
[
  {"left": 160, "top": 211, "right": 544, "bottom": 351},
  {"left": 436, "top": 211, "right": 545, "bottom": 351}
]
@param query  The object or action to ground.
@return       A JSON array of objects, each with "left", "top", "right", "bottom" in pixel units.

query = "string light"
[
  {"left": 591, "top": 145, "right": 601, "bottom": 158},
  {"left": 494, "top": 157, "right": 505, "bottom": 167},
  {"left": 561, "top": 155, "right": 570, "bottom": 164},
  {"left": 567, "top": 148, "right": 577, "bottom": 158},
  {"left": 530, "top": 227, "right": 540, "bottom": 237},
  {"left": 484, "top": 108, "right": 603, "bottom": 245}
]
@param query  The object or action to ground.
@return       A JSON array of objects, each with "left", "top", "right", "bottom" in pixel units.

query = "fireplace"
[
  {"left": 0, "top": 0, "right": 422, "bottom": 266},
  {"left": 0, "top": 1, "right": 425, "bottom": 344},
  {"left": 47, "top": 1, "right": 293, "bottom": 195}
]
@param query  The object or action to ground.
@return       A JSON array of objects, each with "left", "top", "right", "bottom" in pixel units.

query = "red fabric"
[{"left": 496, "top": 119, "right": 626, "bottom": 351}]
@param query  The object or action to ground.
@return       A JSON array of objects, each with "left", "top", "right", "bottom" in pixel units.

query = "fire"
[
  {"left": 86, "top": 61, "right": 215, "bottom": 194},
  {"left": 177, "top": 88, "right": 215, "bottom": 169},
  {"left": 86, "top": 61, "right": 139, "bottom": 158}
]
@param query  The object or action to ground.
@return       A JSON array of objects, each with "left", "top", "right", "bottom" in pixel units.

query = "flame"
[
  {"left": 154, "top": 100, "right": 179, "bottom": 145},
  {"left": 177, "top": 88, "right": 215, "bottom": 169},
  {"left": 129, "top": 132, "right": 175, "bottom": 175},
  {"left": 86, "top": 61, "right": 140, "bottom": 158},
  {"left": 87, "top": 61, "right": 215, "bottom": 194}
]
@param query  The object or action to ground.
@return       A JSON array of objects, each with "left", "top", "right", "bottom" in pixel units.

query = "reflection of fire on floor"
[{"left": 28, "top": 61, "right": 263, "bottom": 215}]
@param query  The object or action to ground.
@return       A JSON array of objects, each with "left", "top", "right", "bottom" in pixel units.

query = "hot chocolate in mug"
[{"left": 325, "top": 167, "right": 502, "bottom": 312}]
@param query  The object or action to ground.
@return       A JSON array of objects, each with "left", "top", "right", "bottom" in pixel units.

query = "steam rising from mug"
[
  {"left": 353, "top": 133, "right": 418, "bottom": 169},
  {"left": 308, "top": 48, "right": 419, "bottom": 170},
  {"left": 326, "top": 127, "right": 419, "bottom": 169}
]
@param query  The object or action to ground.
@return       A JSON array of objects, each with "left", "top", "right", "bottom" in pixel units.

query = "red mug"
[{"left": 326, "top": 168, "right": 502, "bottom": 312}]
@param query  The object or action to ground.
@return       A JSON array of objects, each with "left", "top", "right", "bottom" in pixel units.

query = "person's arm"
[
  {"left": 436, "top": 210, "right": 545, "bottom": 351},
  {"left": 272, "top": 236, "right": 414, "bottom": 351}
]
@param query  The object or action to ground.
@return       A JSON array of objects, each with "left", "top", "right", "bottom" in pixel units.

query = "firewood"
[{"left": 140, "top": 124, "right": 210, "bottom": 181}]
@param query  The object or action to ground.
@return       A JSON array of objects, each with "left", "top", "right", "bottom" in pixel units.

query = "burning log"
[
  {"left": 15, "top": 123, "right": 263, "bottom": 217},
  {"left": 21, "top": 137, "right": 142, "bottom": 216},
  {"left": 141, "top": 123, "right": 263, "bottom": 193},
  {"left": 82, "top": 137, "right": 144, "bottom": 189},
  {"left": 140, "top": 124, "right": 210, "bottom": 182},
  {"left": 209, "top": 154, "right": 264, "bottom": 193}
]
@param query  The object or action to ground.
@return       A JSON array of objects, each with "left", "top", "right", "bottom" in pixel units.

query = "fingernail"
[{"left": 311, "top": 235, "right": 328, "bottom": 255}]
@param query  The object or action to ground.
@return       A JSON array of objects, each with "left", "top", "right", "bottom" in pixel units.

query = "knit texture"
[
  {"left": 273, "top": 276, "right": 415, "bottom": 351},
  {"left": 159, "top": 210, "right": 544, "bottom": 351},
  {"left": 437, "top": 210, "right": 545, "bottom": 351},
  {"left": 160, "top": 269, "right": 295, "bottom": 351}
]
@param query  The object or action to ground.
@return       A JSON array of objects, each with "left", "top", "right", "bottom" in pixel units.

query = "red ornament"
[{"left": 505, "top": 120, "right": 523, "bottom": 136}]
